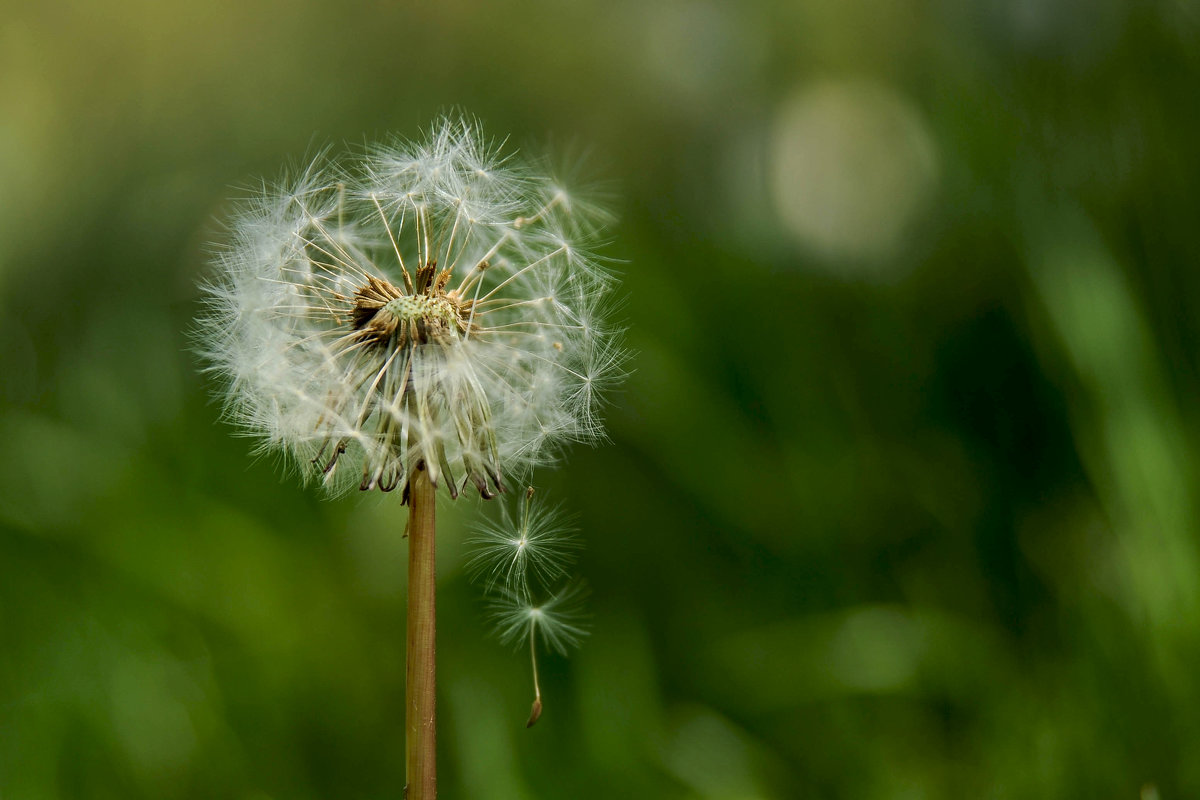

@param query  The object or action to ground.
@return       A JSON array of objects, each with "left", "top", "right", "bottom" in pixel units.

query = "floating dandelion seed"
[
  {"left": 198, "top": 116, "right": 625, "bottom": 499},
  {"left": 467, "top": 485, "right": 581, "bottom": 593},
  {"left": 472, "top": 487, "right": 589, "bottom": 726},
  {"left": 489, "top": 577, "right": 590, "bottom": 727}
]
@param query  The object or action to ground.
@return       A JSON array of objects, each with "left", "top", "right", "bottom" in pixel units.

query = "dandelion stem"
[{"left": 406, "top": 460, "right": 438, "bottom": 798}]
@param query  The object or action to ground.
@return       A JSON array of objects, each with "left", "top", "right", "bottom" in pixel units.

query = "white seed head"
[{"left": 197, "top": 116, "right": 625, "bottom": 498}]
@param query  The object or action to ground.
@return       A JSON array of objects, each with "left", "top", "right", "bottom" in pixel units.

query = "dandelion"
[
  {"left": 198, "top": 116, "right": 624, "bottom": 499},
  {"left": 196, "top": 116, "right": 624, "bottom": 798}
]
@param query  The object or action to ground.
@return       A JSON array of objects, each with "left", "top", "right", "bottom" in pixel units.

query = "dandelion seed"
[
  {"left": 488, "top": 580, "right": 590, "bottom": 726},
  {"left": 466, "top": 486, "right": 581, "bottom": 594},
  {"left": 469, "top": 486, "right": 590, "bottom": 725},
  {"left": 197, "top": 116, "right": 625, "bottom": 499}
]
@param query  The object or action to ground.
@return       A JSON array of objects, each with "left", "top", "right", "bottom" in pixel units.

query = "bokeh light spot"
[{"left": 770, "top": 79, "right": 939, "bottom": 267}]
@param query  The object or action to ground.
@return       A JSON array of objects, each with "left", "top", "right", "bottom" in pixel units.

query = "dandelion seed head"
[{"left": 198, "top": 116, "right": 624, "bottom": 498}]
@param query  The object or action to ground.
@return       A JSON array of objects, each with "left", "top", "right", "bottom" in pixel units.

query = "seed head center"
[
  {"left": 383, "top": 294, "right": 458, "bottom": 330},
  {"left": 351, "top": 273, "right": 468, "bottom": 347}
]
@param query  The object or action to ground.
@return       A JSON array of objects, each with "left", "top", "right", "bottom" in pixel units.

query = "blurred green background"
[{"left": 4, "top": 0, "right": 1200, "bottom": 797}]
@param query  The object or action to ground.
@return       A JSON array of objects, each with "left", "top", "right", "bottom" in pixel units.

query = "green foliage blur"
[{"left": 3, "top": 0, "right": 1200, "bottom": 797}]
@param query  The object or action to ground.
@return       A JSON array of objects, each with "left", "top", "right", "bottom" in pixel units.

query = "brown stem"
[{"left": 405, "top": 461, "right": 437, "bottom": 798}]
